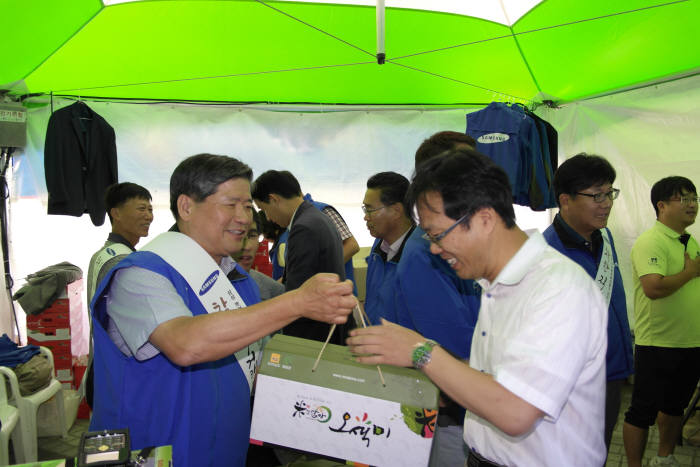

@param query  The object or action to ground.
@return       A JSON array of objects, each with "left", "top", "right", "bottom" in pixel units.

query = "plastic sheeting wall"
[
  {"left": 539, "top": 74, "right": 700, "bottom": 325},
  {"left": 3, "top": 73, "right": 700, "bottom": 337}
]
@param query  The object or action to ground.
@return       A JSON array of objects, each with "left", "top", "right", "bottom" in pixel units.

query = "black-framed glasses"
[
  {"left": 421, "top": 213, "right": 469, "bottom": 246},
  {"left": 668, "top": 196, "right": 700, "bottom": 205},
  {"left": 575, "top": 188, "right": 620, "bottom": 203},
  {"left": 361, "top": 205, "right": 386, "bottom": 215}
]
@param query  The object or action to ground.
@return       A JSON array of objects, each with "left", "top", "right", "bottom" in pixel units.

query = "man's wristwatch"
[{"left": 412, "top": 339, "right": 438, "bottom": 369}]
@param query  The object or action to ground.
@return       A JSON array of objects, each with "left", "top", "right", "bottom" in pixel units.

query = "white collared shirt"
[
  {"left": 380, "top": 228, "right": 411, "bottom": 262},
  {"left": 465, "top": 231, "right": 607, "bottom": 467}
]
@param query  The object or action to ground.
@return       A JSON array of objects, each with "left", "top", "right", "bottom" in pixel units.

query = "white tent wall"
[
  {"left": 2, "top": 72, "right": 699, "bottom": 338},
  {"left": 539, "top": 73, "right": 700, "bottom": 329},
  {"left": 0, "top": 228, "right": 16, "bottom": 340}
]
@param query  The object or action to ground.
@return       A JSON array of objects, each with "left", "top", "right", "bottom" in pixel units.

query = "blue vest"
[
  {"left": 543, "top": 225, "right": 634, "bottom": 380},
  {"left": 395, "top": 227, "right": 481, "bottom": 360},
  {"left": 90, "top": 251, "right": 260, "bottom": 467},
  {"left": 270, "top": 229, "right": 288, "bottom": 280},
  {"left": 364, "top": 229, "right": 413, "bottom": 325},
  {"left": 303, "top": 193, "right": 357, "bottom": 294}
]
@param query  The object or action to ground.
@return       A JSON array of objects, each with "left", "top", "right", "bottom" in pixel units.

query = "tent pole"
[{"left": 376, "top": 0, "right": 385, "bottom": 64}]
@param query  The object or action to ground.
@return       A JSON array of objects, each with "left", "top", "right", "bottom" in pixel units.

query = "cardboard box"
[{"left": 250, "top": 335, "right": 439, "bottom": 467}]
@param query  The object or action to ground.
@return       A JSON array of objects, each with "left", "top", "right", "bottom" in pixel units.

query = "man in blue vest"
[
  {"left": 543, "top": 153, "right": 633, "bottom": 453},
  {"left": 362, "top": 172, "right": 415, "bottom": 325},
  {"left": 396, "top": 131, "right": 481, "bottom": 467},
  {"left": 85, "top": 182, "right": 153, "bottom": 409},
  {"left": 304, "top": 192, "right": 360, "bottom": 294},
  {"left": 89, "top": 154, "right": 354, "bottom": 467}
]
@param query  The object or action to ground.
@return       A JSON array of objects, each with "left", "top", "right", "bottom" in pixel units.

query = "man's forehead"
[
  {"left": 416, "top": 191, "right": 445, "bottom": 214},
  {"left": 581, "top": 181, "right": 612, "bottom": 192},
  {"left": 125, "top": 197, "right": 151, "bottom": 205},
  {"left": 363, "top": 188, "right": 381, "bottom": 203}
]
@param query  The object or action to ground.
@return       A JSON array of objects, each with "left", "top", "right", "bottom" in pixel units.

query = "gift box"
[{"left": 250, "top": 334, "right": 439, "bottom": 467}]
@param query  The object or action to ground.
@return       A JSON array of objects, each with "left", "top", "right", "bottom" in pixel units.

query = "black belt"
[
  {"left": 467, "top": 450, "right": 505, "bottom": 467},
  {"left": 437, "top": 412, "right": 461, "bottom": 427}
]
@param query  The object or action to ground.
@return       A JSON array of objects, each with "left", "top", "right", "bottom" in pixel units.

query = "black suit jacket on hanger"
[{"left": 44, "top": 102, "right": 118, "bottom": 226}]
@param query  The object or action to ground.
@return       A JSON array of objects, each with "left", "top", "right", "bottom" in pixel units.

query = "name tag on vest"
[
  {"left": 142, "top": 232, "right": 262, "bottom": 391},
  {"left": 89, "top": 242, "right": 133, "bottom": 298},
  {"left": 595, "top": 229, "right": 615, "bottom": 306}
]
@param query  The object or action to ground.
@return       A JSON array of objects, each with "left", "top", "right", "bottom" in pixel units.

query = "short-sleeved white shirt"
[
  {"left": 464, "top": 231, "right": 607, "bottom": 467},
  {"left": 106, "top": 256, "right": 238, "bottom": 360}
]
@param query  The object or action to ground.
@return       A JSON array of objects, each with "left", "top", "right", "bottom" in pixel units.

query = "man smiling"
[
  {"left": 85, "top": 182, "right": 153, "bottom": 409},
  {"left": 623, "top": 176, "right": 700, "bottom": 467},
  {"left": 87, "top": 182, "right": 153, "bottom": 301},
  {"left": 348, "top": 149, "right": 608, "bottom": 466},
  {"left": 89, "top": 154, "right": 354, "bottom": 467},
  {"left": 543, "top": 154, "right": 633, "bottom": 453}
]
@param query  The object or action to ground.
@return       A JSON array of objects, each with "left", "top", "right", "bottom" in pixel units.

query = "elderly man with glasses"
[
  {"left": 542, "top": 153, "right": 634, "bottom": 455},
  {"left": 623, "top": 176, "right": 700, "bottom": 467}
]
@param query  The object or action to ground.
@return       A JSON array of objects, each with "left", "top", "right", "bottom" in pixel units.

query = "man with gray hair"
[{"left": 90, "top": 154, "right": 354, "bottom": 467}]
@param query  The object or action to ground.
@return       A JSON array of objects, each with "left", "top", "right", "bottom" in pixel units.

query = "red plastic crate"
[
  {"left": 53, "top": 353, "right": 72, "bottom": 371},
  {"left": 73, "top": 364, "right": 87, "bottom": 389},
  {"left": 26, "top": 312, "right": 70, "bottom": 329},
  {"left": 77, "top": 399, "right": 90, "bottom": 419},
  {"left": 42, "top": 298, "right": 70, "bottom": 313},
  {"left": 27, "top": 338, "right": 71, "bottom": 360},
  {"left": 27, "top": 327, "right": 71, "bottom": 341}
]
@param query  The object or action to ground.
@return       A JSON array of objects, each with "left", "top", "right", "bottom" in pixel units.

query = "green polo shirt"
[{"left": 631, "top": 221, "right": 700, "bottom": 347}]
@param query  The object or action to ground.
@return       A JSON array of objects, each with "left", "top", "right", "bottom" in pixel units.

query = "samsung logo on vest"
[
  {"left": 477, "top": 133, "right": 510, "bottom": 144},
  {"left": 106, "top": 248, "right": 117, "bottom": 256},
  {"left": 199, "top": 270, "right": 219, "bottom": 296}
]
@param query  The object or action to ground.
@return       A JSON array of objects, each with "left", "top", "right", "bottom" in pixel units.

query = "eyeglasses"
[
  {"left": 361, "top": 205, "right": 386, "bottom": 215},
  {"left": 668, "top": 196, "right": 700, "bottom": 205},
  {"left": 421, "top": 213, "right": 469, "bottom": 246},
  {"left": 575, "top": 188, "right": 620, "bottom": 203}
]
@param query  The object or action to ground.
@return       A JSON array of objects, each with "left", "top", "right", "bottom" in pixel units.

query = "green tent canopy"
[{"left": 2, "top": 0, "right": 700, "bottom": 105}]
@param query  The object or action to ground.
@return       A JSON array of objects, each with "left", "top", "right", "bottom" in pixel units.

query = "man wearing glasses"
[
  {"left": 396, "top": 131, "right": 482, "bottom": 467},
  {"left": 348, "top": 149, "right": 608, "bottom": 466},
  {"left": 361, "top": 172, "right": 415, "bottom": 324},
  {"left": 543, "top": 154, "right": 634, "bottom": 453},
  {"left": 623, "top": 176, "right": 700, "bottom": 467}
]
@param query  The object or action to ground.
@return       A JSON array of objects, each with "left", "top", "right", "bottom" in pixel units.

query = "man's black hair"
[
  {"left": 104, "top": 182, "right": 152, "bottom": 223},
  {"left": 414, "top": 131, "right": 476, "bottom": 168},
  {"left": 367, "top": 172, "right": 410, "bottom": 212},
  {"left": 553, "top": 153, "right": 616, "bottom": 207},
  {"left": 257, "top": 210, "right": 285, "bottom": 242},
  {"left": 651, "top": 176, "right": 697, "bottom": 217},
  {"left": 407, "top": 148, "right": 516, "bottom": 229},
  {"left": 251, "top": 170, "right": 302, "bottom": 202},
  {"left": 249, "top": 209, "right": 261, "bottom": 232},
  {"left": 169, "top": 153, "right": 252, "bottom": 220}
]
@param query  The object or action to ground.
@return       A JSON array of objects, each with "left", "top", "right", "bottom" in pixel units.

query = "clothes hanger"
[{"left": 76, "top": 94, "right": 92, "bottom": 120}]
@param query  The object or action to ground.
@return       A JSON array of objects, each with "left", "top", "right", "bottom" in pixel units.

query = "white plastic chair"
[
  {"left": 0, "top": 367, "right": 19, "bottom": 466},
  {"left": 0, "top": 346, "right": 67, "bottom": 463}
]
